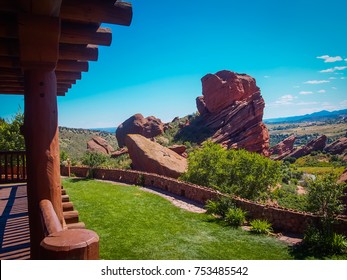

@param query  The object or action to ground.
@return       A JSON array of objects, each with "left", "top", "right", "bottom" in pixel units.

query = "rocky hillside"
[{"left": 59, "top": 127, "right": 118, "bottom": 160}]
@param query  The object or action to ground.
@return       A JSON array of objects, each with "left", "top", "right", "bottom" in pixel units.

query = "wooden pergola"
[{"left": 0, "top": 0, "right": 132, "bottom": 259}]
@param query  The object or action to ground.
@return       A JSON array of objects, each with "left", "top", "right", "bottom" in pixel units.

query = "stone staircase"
[{"left": 61, "top": 187, "right": 86, "bottom": 229}]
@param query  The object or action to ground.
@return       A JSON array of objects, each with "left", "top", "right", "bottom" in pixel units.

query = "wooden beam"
[
  {"left": 0, "top": 39, "right": 19, "bottom": 56},
  {"left": 18, "top": 14, "right": 60, "bottom": 71},
  {"left": 57, "top": 79, "right": 76, "bottom": 85},
  {"left": 0, "top": 56, "right": 20, "bottom": 68},
  {"left": 60, "top": 0, "right": 132, "bottom": 26},
  {"left": 0, "top": 90, "right": 24, "bottom": 95},
  {"left": 55, "top": 70, "right": 81, "bottom": 80},
  {"left": 18, "top": 0, "right": 62, "bottom": 17},
  {"left": 56, "top": 60, "right": 88, "bottom": 72},
  {"left": 0, "top": 75, "right": 24, "bottom": 82},
  {"left": 0, "top": 80, "right": 24, "bottom": 86},
  {"left": 60, "top": 23, "right": 112, "bottom": 46},
  {"left": 0, "top": 67, "right": 22, "bottom": 77},
  {"left": 59, "top": 44, "right": 98, "bottom": 61},
  {"left": 0, "top": 14, "right": 17, "bottom": 39}
]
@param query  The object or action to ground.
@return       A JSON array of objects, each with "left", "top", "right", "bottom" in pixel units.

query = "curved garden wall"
[{"left": 61, "top": 166, "right": 347, "bottom": 234}]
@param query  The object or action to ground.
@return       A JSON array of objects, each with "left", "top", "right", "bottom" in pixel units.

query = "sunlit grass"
[{"left": 63, "top": 178, "right": 292, "bottom": 260}]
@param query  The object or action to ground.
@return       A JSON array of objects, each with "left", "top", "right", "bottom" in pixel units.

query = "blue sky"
[{"left": 1, "top": 0, "right": 347, "bottom": 128}]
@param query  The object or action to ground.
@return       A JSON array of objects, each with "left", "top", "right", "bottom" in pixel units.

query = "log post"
[{"left": 18, "top": 14, "right": 64, "bottom": 259}]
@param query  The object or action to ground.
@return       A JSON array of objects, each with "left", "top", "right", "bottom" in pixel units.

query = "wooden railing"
[{"left": 0, "top": 151, "right": 27, "bottom": 183}]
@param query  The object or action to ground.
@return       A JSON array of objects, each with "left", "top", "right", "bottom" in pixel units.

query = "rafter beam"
[
  {"left": 60, "top": 0, "right": 132, "bottom": 26},
  {"left": 59, "top": 44, "right": 98, "bottom": 61}
]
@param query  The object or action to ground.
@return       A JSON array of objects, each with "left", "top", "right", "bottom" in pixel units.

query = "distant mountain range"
[
  {"left": 264, "top": 109, "right": 347, "bottom": 124},
  {"left": 90, "top": 127, "right": 116, "bottom": 133}
]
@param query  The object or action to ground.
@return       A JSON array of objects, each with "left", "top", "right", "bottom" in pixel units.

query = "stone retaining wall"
[{"left": 61, "top": 166, "right": 347, "bottom": 234}]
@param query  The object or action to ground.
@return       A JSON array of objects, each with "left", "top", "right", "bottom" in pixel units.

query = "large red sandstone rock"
[
  {"left": 87, "top": 136, "right": 114, "bottom": 155},
  {"left": 270, "top": 135, "right": 296, "bottom": 160},
  {"left": 338, "top": 168, "right": 347, "bottom": 183},
  {"left": 196, "top": 70, "right": 269, "bottom": 156},
  {"left": 324, "top": 137, "right": 347, "bottom": 155},
  {"left": 116, "top": 114, "right": 164, "bottom": 147},
  {"left": 125, "top": 134, "right": 187, "bottom": 179},
  {"left": 285, "top": 135, "right": 327, "bottom": 159},
  {"left": 111, "top": 147, "right": 128, "bottom": 158}
]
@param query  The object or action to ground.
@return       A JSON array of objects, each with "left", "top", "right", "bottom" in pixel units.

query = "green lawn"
[{"left": 63, "top": 178, "right": 293, "bottom": 260}]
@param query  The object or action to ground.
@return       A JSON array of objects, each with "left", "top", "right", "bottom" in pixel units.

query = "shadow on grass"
[
  {"left": 289, "top": 243, "right": 347, "bottom": 260},
  {"left": 64, "top": 177, "right": 92, "bottom": 184}
]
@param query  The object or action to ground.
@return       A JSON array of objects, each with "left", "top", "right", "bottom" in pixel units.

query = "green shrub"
[
  {"left": 82, "top": 151, "right": 107, "bottom": 178},
  {"left": 224, "top": 208, "right": 247, "bottom": 227},
  {"left": 181, "top": 142, "right": 281, "bottom": 200},
  {"left": 205, "top": 197, "right": 235, "bottom": 217},
  {"left": 250, "top": 219, "right": 273, "bottom": 235},
  {"left": 304, "top": 225, "right": 347, "bottom": 255}
]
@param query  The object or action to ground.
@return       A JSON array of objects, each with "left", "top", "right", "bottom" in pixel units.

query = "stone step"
[
  {"left": 61, "top": 194, "right": 70, "bottom": 203},
  {"left": 62, "top": 202, "right": 74, "bottom": 212},
  {"left": 66, "top": 222, "right": 86, "bottom": 230},
  {"left": 61, "top": 189, "right": 67, "bottom": 195},
  {"left": 63, "top": 210, "right": 79, "bottom": 224}
]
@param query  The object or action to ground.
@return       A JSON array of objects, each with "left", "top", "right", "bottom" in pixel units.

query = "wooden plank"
[
  {"left": 0, "top": 14, "right": 17, "bottom": 39},
  {"left": 0, "top": 57, "right": 20, "bottom": 68},
  {"left": 55, "top": 70, "right": 81, "bottom": 80},
  {"left": 0, "top": 67, "right": 22, "bottom": 77},
  {"left": 60, "top": 23, "right": 112, "bottom": 46},
  {"left": 57, "top": 79, "right": 76, "bottom": 85},
  {"left": 60, "top": 0, "right": 132, "bottom": 26},
  {"left": 59, "top": 44, "right": 98, "bottom": 61},
  {"left": 0, "top": 39, "right": 19, "bottom": 56},
  {"left": 56, "top": 60, "right": 88, "bottom": 72}
]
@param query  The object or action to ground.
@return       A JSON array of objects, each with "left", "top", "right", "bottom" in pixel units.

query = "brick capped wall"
[{"left": 61, "top": 166, "right": 347, "bottom": 234}]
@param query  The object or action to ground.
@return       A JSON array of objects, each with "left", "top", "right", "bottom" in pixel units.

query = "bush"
[
  {"left": 303, "top": 225, "right": 347, "bottom": 255},
  {"left": 205, "top": 197, "right": 235, "bottom": 218},
  {"left": 224, "top": 208, "right": 247, "bottom": 227},
  {"left": 181, "top": 142, "right": 281, "bottom": 200},
  {"left": 250, "top": 219, "right": 273, "bottom": 235},
  {"left": 82, "top": 151, "right": 107, "bottom": 178}
]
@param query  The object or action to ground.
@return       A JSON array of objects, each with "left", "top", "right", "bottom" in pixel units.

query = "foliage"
[
  {"left": 280, "top": 161, "right": 303, "bottom": 185},
  {"left": 303, "top": 225, "right": 347, "bottom": 256},
  {"left": 62, "top": 178, "right": 292, "bottom": 260},
  {"left": 205, "top": 197, "right": 236, "bottom": 218},
  {"left": 271, "top": 184, "right": 308, "bottom": 212},
  {"left": 0, "top": 110, "right": 25, "bottom": 151},
  {"left": 60, "top": 150, "right": 69, "bottom": 165},
  {"left": 181, "top": 142, "right": 281, "bottom": 200},
  {"left": 181, "top": 141, "right": 228, "bottom": 190},
  {"left": 224, "top": 208, "right": 247, "bottom": 227},
  {"left": 295, "top": 153, "right": 345, "bottom": 168},
  {"left": 306, "top": 174, "right": 345, "bottom": 218},
  {"left": 100, "top": 154, "right": 132, "bottom": 170},
  {"left": 250, "top": 219, "right": 273, "bottom": 235},
  {"left": 82, "top": 151, "right": 107, "bottom": 177},
  {"left": 302, "top": 174, "right": 347, "bottom": 256}
]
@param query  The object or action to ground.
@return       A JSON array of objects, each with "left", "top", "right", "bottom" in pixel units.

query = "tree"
[
  {"left": 82, "top": 151, "right": 107, "bottom": 178},
  {"left": 181, "top": 142, "right": 281, "bottom": 200},
  {"left": 0, "top": 110, "right": 25, "bottom": 151}
]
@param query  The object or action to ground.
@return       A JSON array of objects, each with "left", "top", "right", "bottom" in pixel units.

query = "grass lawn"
[{"left": 63, "top": 178, "right": 293, "bottom": 260}]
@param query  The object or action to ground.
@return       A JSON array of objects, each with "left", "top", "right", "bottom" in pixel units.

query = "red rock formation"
[
  {"left": 338, "top": 168, "right": 347, "bottom": 183},
  {"left": 125, "top": 134, "right": 187, "bottom": 178},
  {"left": 270, "top": 135, "right": 296, "bottom": 156},
  {"left": 168, "top": 144, "right": 187, "bottom": 158},
  {"left": 87, "top": 136, "right": 114, "bottom": 155},
  {"left": 111, "top": 147, "right": 128, "bottom": 158},
  {"left": 285, "top": 135, "right": 327, "bottom": 159},
  {"left": 324, "top": 137, "right": 347, "bottom": 155},
  {"left": 196, "top": 70, "right": 269, "bottom": 156},
  {"left": 116, "top": 114, "right": 164, "bottom": 147}
]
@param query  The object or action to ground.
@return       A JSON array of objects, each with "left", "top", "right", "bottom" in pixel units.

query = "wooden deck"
[{"left": 0, "top": 183, "right": 30, "bottom": 260}]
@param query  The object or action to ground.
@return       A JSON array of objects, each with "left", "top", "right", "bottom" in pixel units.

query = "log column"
[{"left": 18, "top": 14, "right": 63, "bottom": 259}]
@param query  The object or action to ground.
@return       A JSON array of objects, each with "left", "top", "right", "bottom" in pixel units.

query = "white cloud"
[
  {"left": 345, "top": 58, "right": 347, "bottom": 62},
  {"left": 317, "top": 90, "right": 326, "bottom": 93},
  {"left": 304, "top": 80, "right": 330, "bottom": 84},
  {"left": 293, "top": 85, "right": 300, "bottom": 88},
  {"left": 329, "top": 77, "right": 337, "bottom": 80},
  {"left": 317, "top": 55, "right": 343, "bottom": 63},
  {"left": 320, "top": 66, "right": 347, "bottom": 73},
  {"left": 275, "top": 95, "right": 296, "bottom": 105},
  {"left": 340, "top": 100, "right": 347, "bottom": 108},
  {"left": 341, "top": 77, "right": 345, "bottom": 80},
  {"left": 299, "top": 91, "right": 313, "bottom": 95},
  {"left": 264, "top": 75, "right": 271, "bottom": 79},
  {"left": 297, "top": 101, "right": 319, "bottom": 106},
  {"left": 332, "top": 87, "right": 337, "bottom": 90}
]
